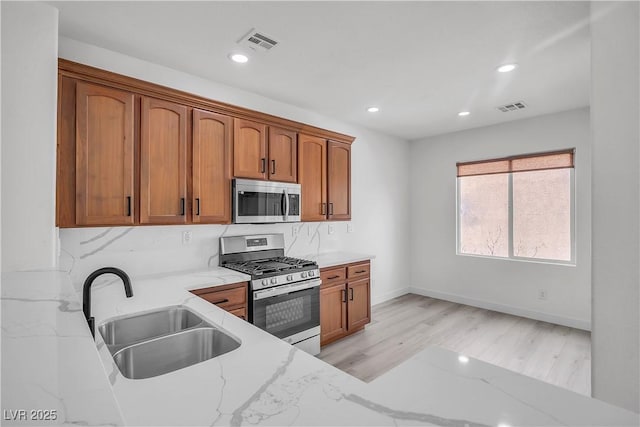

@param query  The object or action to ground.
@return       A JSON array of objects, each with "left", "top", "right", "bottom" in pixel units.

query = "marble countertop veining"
[
  {"left": 1, "top": 271, "right": 125, "bottom": 426},
  {"left": 3, "top": 262, "right": 639, "bottom": 427}
]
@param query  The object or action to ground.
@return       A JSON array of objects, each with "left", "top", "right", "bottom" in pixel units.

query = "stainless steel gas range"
[{"left": 219, "top": 234, "right": 320, "bottom": 355}]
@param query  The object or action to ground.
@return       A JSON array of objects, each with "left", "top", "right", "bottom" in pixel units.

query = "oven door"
[
  {"left": 233, "top": 179, "right": 301, "bottom": 223},
  {"left": 252, "top": 279, "right": 320, "bottom": 339}
]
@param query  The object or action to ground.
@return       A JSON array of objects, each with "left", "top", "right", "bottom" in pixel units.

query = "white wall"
[
  {"left": 590, "top": 1, "right": 639, "bottom": 413},
  {"left": 57, "top": 37, "right": 411, "bottom": 305},
  {"left": 1, "top": 2, "right": 58, "bottom": 272},
  {"left": 409, "top": 108, "right": 591, "bottom": 330}
]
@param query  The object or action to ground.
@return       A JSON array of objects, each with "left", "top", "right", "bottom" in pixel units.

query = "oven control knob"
[
  {"left": 301, "top": 272, "right": 308, "bottom": 278},
  {"left": 261, "top": 279, "right": 268, "bottom": 287},
  {"left": 287, "top": 275, "right": 293, "bottom": 281},
  {"left": 308, "top": 270, "right": 315, "bottom": 277},
  {"left": 270, "top": 278, "right": 277, "bottom": 285}
]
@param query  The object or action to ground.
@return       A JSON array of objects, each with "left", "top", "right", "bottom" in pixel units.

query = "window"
[{"left": 457, "top": 149, "right": 574, "bottom": 264}]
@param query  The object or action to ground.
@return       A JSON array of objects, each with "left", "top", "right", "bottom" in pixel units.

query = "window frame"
[{"left": 456, "top": 151, "right": 576, "bottom": 266}]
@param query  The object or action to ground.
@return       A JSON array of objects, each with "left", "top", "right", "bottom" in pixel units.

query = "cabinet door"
[
  {"left": 233, "top": 118, "right": 267, "bottom": 179},
  {"left": 320, "top": 283, "right": 348, "bottom": 346},
  {"left": 192, "top": 109, "right": 231, "bottom": 224},
  {"left": 327, "top": 141, "right": 351, "bottom": 220},
  {"left": 268, "top": 127, "right": 297, "bottom": 182},
  {"left": 298, "top": 134, "right": 327, "bottom": 221},
  {"left": 75, "top": 82, "right": 135, "bottom": 225},
  {"left": 347, "top": 278, "right": 371, "bottom": 331},
  {"left": 140, "top": 97, "right": 188, "bottom": 224}
]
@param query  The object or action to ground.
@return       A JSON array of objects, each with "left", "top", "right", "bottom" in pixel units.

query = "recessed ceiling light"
[
  {"left": 497, "top": 63, "right": 518, "bottom": 73},
  {"left": 367, "top": 106, "right": 380, "bottom": 113},
  {"left": 458, "top": 355, "right": 469, "bottom": 364},
  {"left": 458, "top": 111, "right": 470, "bottom": 117},
  {"left": 229, "top": 53, "right": 249, "bottom": 63}
]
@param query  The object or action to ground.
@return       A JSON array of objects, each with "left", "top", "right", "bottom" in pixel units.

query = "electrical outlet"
[
  {"left": 347, "top": 223, "right": 354, "bottom": 233},
  {"left": 292, "top": 226, "right": 298, "bottom": 237},
  {"left": 538, "top": 289, "right": 548, "bottom": 300},
  {"left": 328, "top": 224, "right": 334, "bottom": 235},
  {"left": 182, "top": 231, "right": 192, "bottom": 245}
]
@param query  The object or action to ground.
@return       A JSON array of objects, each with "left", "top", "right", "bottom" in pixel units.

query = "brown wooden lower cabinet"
[
  {"left": 190, "top": 281, "right": 248, "bottom": 320},
  {"left": 320, "top": 261, "right": 371, "bottom": 346}
]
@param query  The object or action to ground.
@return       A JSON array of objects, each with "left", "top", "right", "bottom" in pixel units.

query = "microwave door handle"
[{"left": 283, "top": 190, "right": 290, "bottom": 221}]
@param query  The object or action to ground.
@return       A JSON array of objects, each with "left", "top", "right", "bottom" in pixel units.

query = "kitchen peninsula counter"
[{"left": 2, "top": 264, "right": 638, "bottom": 427}]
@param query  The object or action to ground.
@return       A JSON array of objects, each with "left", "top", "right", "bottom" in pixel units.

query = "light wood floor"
[{"left": 318, "top": 293, "right": 591, "bottom": 396}]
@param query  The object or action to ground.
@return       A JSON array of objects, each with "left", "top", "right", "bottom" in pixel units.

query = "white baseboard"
[
  {"left": 407, "top": 287, "right": 591, "bottom": 331},
  {"left": 371, "top": 287, "right": 411, "bottom": 306}
]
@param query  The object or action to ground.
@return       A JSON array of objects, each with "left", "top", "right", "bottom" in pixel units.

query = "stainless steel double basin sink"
[{"left": 98, "top": 306, "right": 240, "bottom": 380}]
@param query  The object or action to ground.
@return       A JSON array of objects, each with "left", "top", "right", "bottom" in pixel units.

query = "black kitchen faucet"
[{"left": 82, "top": 267, "right": 133, "bottom": 338}]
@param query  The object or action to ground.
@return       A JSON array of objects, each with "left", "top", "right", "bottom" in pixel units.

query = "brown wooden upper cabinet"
[
  {"left": 298, "top": 134, "right": 327, "bottom": 221},
  {"left": 140, "top": 96, "right": 188, "bottom": 224},
  {"left": 56, "top": 61, "right": 354, "bottom": 227},
  {"left": 299, "top": 134, "right": 351, "bottom": 221},
  {"left": 327, "top": 141, "right": 351, "bottom": 220},
  {"left": 268, "top": 127, "right": 297, "bottom": 183},
  {"left": 233, "top": 118, "right": 297, "bottom": 182},
  {"left": 192, "top": 109, "right": 232, "bottom": 224},
  {"left": 74, "top": 81, "right": 135, "bottom": 225}
]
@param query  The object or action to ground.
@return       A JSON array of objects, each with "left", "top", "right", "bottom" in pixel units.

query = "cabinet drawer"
[
  {"left": 347, "top": 262, "right": 370, "bottom": 280},
  {"left": 192, "top": 283, "right": 247, "bottom": 309},
  {"left": 228, "top": 307, "right": 247, "bottom": 320},
  {"left": 321, "top": 267, "right": 347, "bottom": 286}
]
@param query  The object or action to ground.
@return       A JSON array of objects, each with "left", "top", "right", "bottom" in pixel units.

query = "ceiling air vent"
[
  {"left": 497, "top": 101, "right": 527, "bottom": 113},
  {"left": 238, "top": 28, "right": 279, "bottom": 52}
]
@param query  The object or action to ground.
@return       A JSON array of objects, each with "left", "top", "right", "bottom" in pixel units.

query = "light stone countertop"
[
  {"left": 2, "top": 257, "right": 639, "bottom": 427},
  {"left": 303, "top": 251, "right": 375, "bottom": 269}
]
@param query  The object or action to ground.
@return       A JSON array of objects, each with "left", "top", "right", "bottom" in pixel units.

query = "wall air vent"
[
  {"left": 238, "top": 28, "right": 279, "bottom": 52},
  {"left": 497, "top": 101, "right": 527, "bottom": 113}
]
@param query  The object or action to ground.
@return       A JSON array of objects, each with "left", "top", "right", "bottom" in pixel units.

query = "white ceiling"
[{"left": 50, "top": 1, "right": 591, "bottom": 141}]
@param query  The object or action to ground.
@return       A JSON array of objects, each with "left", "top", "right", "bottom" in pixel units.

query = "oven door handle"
[{"left": 254, "top": 278, "right": 321, "bottom": 300}]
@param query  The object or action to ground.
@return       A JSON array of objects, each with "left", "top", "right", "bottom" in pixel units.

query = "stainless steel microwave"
[{"left": 232, "top": 179, "right": 301, "bottom": 223}]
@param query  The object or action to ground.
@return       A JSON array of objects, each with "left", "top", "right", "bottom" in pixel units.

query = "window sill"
[{"left": 456, "top": 252, "right": 576, "bottom": 267}]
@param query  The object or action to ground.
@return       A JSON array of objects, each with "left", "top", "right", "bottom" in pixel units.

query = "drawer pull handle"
[
  {"left": 354, "top": 270, "right": 367, "bottom": 274},
  {"left": 327, "top": 275, "right": 341, "bottom": 279},
  {"left": 212, "top": 298, "right": 230, "bottom": 305}
]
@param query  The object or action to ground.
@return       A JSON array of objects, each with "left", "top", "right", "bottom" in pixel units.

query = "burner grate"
[{"left": 224, "top": 256, "right": 316, "bottom": 276}]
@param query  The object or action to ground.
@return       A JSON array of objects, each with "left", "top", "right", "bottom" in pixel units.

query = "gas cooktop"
[{"left": 223, "top": 256, "right": 317, "bottom": 277}]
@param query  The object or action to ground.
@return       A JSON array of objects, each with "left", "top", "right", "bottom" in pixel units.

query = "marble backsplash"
[{"left": 59, "top": 222, "right": 353, "bottom": 293}]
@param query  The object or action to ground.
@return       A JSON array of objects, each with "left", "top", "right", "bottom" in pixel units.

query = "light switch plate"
[
  {"left": 347, "top": 223, "right": 353, "bottom": 233},
  {"left": 328, "top": 224, "right": 334, "bottom": 235}
]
